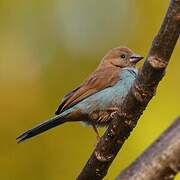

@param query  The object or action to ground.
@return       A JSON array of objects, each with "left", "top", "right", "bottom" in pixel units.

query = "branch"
[
  {"left": 77, "top": 0, "right": 180, "bottom": 179},
  {"left": 117, "top": 117, "right": 180, "bottom": 180}
]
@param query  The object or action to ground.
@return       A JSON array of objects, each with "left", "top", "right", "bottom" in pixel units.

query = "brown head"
[{"left": 101, "top": 46, "right": 143, "bottom": 68}]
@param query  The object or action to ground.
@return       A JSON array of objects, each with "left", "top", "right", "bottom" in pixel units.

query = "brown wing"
[{"left": 55, "top": 66, "right": 120, "bottom": 114}]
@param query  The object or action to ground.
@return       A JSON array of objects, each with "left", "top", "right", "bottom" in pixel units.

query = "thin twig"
[
  {"left": 117, "top": 117, "right": 180, "bottom": 180},
  {"left": 77, "top": 0, "right": 180, "bottom": 179}
]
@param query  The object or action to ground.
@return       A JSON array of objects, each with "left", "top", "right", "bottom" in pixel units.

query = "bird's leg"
[{"left": 92, "top": 125, "right": 100, "bottom": 142}]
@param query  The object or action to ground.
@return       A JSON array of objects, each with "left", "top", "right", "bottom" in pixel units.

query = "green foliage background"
[{"left": 0, "top": 0, "right": 179, "bottom": 179}]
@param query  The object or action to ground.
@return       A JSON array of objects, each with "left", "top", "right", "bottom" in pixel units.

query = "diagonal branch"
[
  {"left": 77, "top": 0, "right": 180, "bottom": 179},
  {"left": 117, "top": 117, "right": 180, "bottom": 180}
]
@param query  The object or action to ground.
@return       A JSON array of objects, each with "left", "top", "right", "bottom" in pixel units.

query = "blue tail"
[{"left": 16, "top": 114, "right": 67, "bottom": 143}]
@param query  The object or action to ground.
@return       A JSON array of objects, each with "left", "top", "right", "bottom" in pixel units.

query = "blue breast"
[{"left": 63, "top": 67, "right": 138, "bottom": 115}]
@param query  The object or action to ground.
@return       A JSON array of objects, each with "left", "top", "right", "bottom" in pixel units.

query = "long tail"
[{"left": 16, "top": 114, "right": 68, "bottom": 143}]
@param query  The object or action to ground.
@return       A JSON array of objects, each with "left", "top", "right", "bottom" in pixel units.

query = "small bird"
[{"left": 17, "top": 47, "right": 143, "bottom": 143}]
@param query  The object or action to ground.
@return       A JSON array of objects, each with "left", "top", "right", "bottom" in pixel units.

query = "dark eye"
[{"left": 120, "top": 54, "right": 126, "bottom": 59}]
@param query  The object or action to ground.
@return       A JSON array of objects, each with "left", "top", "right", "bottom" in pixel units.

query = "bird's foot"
[{"left": 107, "top": 107, "right": 119, "bottom": 118}]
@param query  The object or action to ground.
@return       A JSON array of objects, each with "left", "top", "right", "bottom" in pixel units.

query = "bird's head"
[{"left": 101, "top": 47, "right": 143, "bottom": 68}]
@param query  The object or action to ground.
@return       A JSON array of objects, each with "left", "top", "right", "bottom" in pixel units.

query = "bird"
[{"left": 16, "top": 46, "right": 143, "bottom": 143}]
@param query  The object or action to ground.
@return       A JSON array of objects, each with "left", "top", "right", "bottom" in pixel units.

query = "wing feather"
[{"left": 55, "top": 66, "right": 120, "bottom": 114}]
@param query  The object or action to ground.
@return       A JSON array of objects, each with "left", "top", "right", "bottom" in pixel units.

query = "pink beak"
[{"left": 130, "top": 54, "right": 144, "bottom": 63}]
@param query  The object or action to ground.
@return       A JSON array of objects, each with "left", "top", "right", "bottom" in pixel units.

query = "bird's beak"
[{"left": 130, "top": 54, "right": 144, "bottom": 63}]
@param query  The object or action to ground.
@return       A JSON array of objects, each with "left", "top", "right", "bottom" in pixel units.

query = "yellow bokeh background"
[{"left": 0, "top": 0, "right": 179, "bottom": 179}]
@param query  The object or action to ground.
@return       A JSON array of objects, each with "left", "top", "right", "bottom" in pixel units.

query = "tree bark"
[
  {"left": 77, "top": 0, "right": 180, "bottom": 179},
  {"left": 117, "top": 117, "right": 180, "bottom": 180}
]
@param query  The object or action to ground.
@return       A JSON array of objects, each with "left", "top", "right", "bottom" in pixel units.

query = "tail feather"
[{"left": 16, "top": 114, "right": 67, "bottom": 143}]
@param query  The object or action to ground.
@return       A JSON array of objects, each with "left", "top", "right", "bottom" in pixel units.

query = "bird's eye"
[{"left": 120, "top": 54, "right": 126, "bottom": 59}]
